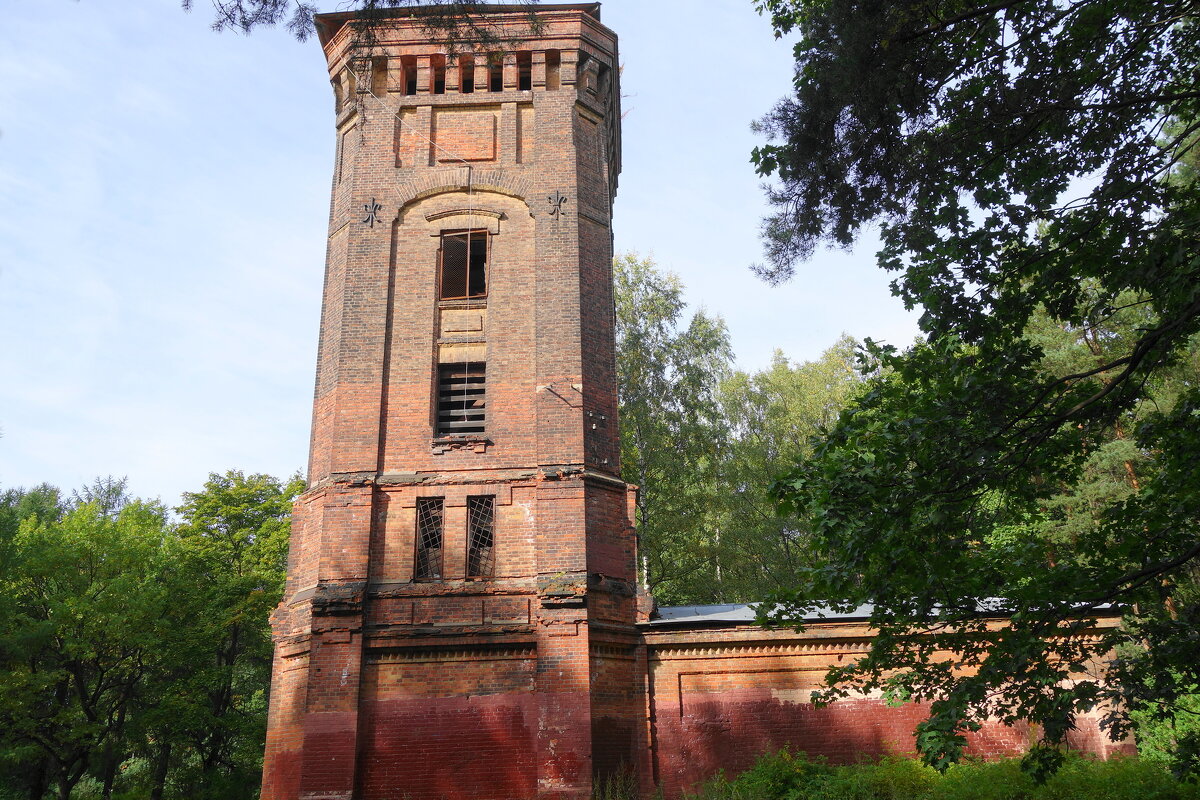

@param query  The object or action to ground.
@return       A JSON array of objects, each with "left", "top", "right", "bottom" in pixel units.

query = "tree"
[
  {"left": 183, "top": 0, "right": 539, "bottom": 43},
  {"left": 0, "top": 472, "right": 303, "bottom": 800},
  {"left": 152, "top": 470, "right": 304, "bottom": 800},
  {"left": 751, "top": 0, "right": 1200, "bottom": 779},
  {"left": 614, "top": 258, "right": 868, "bottom": 606},
  {"left": 715, "top": 336, "right": 866, "bottom": 601},
  {"left": 614, "top": 254, "right": 734, "bottom": 604},
  {"left": 0, "top": 492, "right": 175, "bottom": 800}
]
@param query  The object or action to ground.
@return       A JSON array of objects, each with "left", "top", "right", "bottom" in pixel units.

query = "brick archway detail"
[{"left": 396, "top": 168, "right": 534, "bottom": 217}]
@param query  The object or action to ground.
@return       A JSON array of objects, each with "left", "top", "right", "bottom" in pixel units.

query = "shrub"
[{"left": 686, "top": 751, "right": 1200, "bottom": 800}]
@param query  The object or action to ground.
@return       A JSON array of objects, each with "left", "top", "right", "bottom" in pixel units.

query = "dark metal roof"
[
  {"left": 647, "top": 603, "right": 875, "bottom": 627},
  {"left": 647, "top": 600, "right": 1121, "bottom": 628}
]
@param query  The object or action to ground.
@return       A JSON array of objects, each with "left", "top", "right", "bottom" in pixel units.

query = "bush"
[{"left": 686, "top": 752, "right": 1200, "bottom": 800}]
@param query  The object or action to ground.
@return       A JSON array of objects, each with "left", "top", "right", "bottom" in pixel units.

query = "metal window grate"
[
  {"left": 439, "top": 231, "right": 487, "bottom": 299},
  {"left": 466, "top": 496, "right": 495, "bottom": 578},
  {"left": 414, "top": 497, "right": 445, "bottom": 581},
  {"left": 437, "top": 363, "right": 486, "bottom": 435}
]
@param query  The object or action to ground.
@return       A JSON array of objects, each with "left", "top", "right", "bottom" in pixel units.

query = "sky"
[{"left": 0, "top": 0, "right": 920, "bottom": 506}]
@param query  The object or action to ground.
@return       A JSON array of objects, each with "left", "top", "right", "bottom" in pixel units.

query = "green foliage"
[
  {"left": 0, "top": 485, "right": 175, "bottom": 799},
  {"left": 615, "top": 254, "right": 734, "bottom": 603},
  {"left": 752, "top": 0, "right": 1200, "bottom": 778},
  {"left": 0, "top": 471, "right": 303, "bottom": 799},
  {"left": 713, "top": 337, "right": 868, "bottom": 601},
  {"left": 1131, "top": 690, "right": 1200, "bottom": 772},
  {"left": 614, "top": 256, "right": 865, "bottom": 604},
  {"left": 688, "top": 751, "right": 1200, "bottom": 800},
  {"left": 181, "top": 0, "right": 541, "bottom": 47}
]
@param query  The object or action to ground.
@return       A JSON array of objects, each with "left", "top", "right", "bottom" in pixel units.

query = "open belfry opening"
[{"left": 260, "top": 4, "right": 1129, "bottom": 799}]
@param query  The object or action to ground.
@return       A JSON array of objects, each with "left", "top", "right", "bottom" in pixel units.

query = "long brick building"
[{"left": 259, "top": 5, "right": 1127, "bottom": 799}]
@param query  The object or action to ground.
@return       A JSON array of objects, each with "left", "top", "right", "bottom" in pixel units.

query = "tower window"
[
  {"left": 432, "top": 54, "right": 446, "bottom": 94},
  {"left": 439, "top": 231, "right": 487, "bottom": 299},
  {"left": 545, "top": 50, "right": 561, "bottom": 91},
  {"left": 489, "top": 57, "right": 503, "bottom": 92},
  {"left": 459, "top": 55, "right": 475, "bottom": 93},
  {"left": 414, "top": 497, "right": 445, "bottom": 581},
  {"left": 466, "top": 496, "right": 495, "bottom": 578},
  {"left": 437, "top": 362, "right": 486, "bottom": 435},
  {"left": 517, "top": 51, "right": 532, "bottom": 91},
  {"left": 402, "top": 55, "right": 418, "bottom": 95}
]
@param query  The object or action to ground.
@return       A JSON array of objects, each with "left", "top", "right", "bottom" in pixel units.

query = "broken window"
[
  {"left": 437, "top": 362, "right": 486, "bottom": 436},
  {"left": 439, "top": 230, "right": 487, "bottom": 300},
  {"left": 414, "top": 497, "right": 445, "bottom": 581},
  {"left": 466, "top": 496, "right": 495, "bottom": 578}
]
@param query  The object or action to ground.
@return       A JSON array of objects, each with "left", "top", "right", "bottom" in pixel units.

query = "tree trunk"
[
  {"left": 26, "top": 758, "right": 48, "bottom": 800},
  {"left": 101, "top": 706, "right": 126, "bottom": 800},
  {"left": 149, "top": 740, "right": 171, "bottom": 800}
]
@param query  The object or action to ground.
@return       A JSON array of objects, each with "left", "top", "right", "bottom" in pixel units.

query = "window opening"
[
  {"left": 545, "top": 50, "right": 561, "bottom": 90},
  {"left": 466, "top": 496, "right": 495, "bottom": 577},
  {"left": 578, "top": 51, "right": 593, "bottom": 93},
  {"left": 489, "top": 56, "right": 503, "bottom": 92},
  {"left": 517, "top": 51, "right": 532, "bottom": 91},
  {"left": 432, "top": 55, "right": 446, "bottom": 94},
  {"left": 437, "top": 363, "right": 486, "bottom": 435},
  {"left": 337, "top": 128, "right": 352, "bottom": 183},
  {"left": 402, "top": 56, "right": 418, "bottom": 95},
  {"left": 460, "top": 55, "right": 475, "bottom": 93},
  {"left": 414, "top": 497, "right": 445, "bottom": 581},
  {"left": 439, "top": 230, "right": 487, "bottom": 300},
  {"left": 371, "top": 57, "right": 388, "bottom": 96}
]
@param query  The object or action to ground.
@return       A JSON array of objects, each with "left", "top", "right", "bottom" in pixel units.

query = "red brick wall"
[
  {"left": 263, "top": 7, "right": 633, "bottom": 800},
  {"left": 358, "top": 650, "right": 539, "bottom": 799},
  {"left": 643, "top": 622, "right": 1133, "bottom": 799}
]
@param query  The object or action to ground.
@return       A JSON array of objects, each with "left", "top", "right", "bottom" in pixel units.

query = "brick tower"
[{"left": 260, "top": 5, "right": 642, "bottom": 799}]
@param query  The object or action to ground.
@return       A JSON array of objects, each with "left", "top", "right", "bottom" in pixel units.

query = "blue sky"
[{"left": 0, "top": 0, "right": 919, "bottom": 505}]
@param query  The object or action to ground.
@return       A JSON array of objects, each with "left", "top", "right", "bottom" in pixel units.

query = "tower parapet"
[{"left": 261, "top": 6, "right": 641, "bottom": 800}]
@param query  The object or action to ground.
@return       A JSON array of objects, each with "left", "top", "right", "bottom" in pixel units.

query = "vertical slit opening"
[
  {"left": 371, "top": 56, "right": 388, "bottom": 95},
  {"left": 545, "top": 50, "right": 561, "bottom": 91},
  {"left": 489, "top": 55, "right": 503, "bottom": 92},
  {"left": 432, "top": 54, "right": 446, "bottom": 94},
  {"left": 414, "top": 497, "right": 445, "bottom": 581},
  {"left": 402, "top": 55, "right": 418, "bottom": 95},
  {"left": 517, "top": 51, "right": 532, "bottom": 91},
  {"left": 466, "top": 496, "right": 495, "bottom": 578},
  {"left": 460, "top": 55, "right": 475, "bottom": 93}
]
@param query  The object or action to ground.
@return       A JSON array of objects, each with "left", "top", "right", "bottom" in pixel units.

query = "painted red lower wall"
[
  {"left": 642, "top": 620, "right": 1132, "bottom": 799},
  {"left": 359, "top": 694, "right": 539, "bottom": 799},
  {"left": 263, "top": 613, "right": 1129, "bottom": 799}
]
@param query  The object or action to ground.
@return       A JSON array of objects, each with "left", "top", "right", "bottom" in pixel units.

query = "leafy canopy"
[
  {"left": 752, "top": 0, "right": 1200, "bottom": 779},
  {"left": 615, "top": 254, "right": 733, "bottom": 603},
  {"left": 0, "top": 472, "right": 303, "bottom": 800},
  {"left": 182, "top": 0, "right": 540, "bottom": 45}
]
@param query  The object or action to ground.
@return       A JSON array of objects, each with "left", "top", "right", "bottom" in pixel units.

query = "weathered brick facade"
[
  {"left": 260, "top": 5, "right": 1129, "bottom": 799},
  {"left": 261, "top": 6, "right": 640, "bottom": 800}
]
